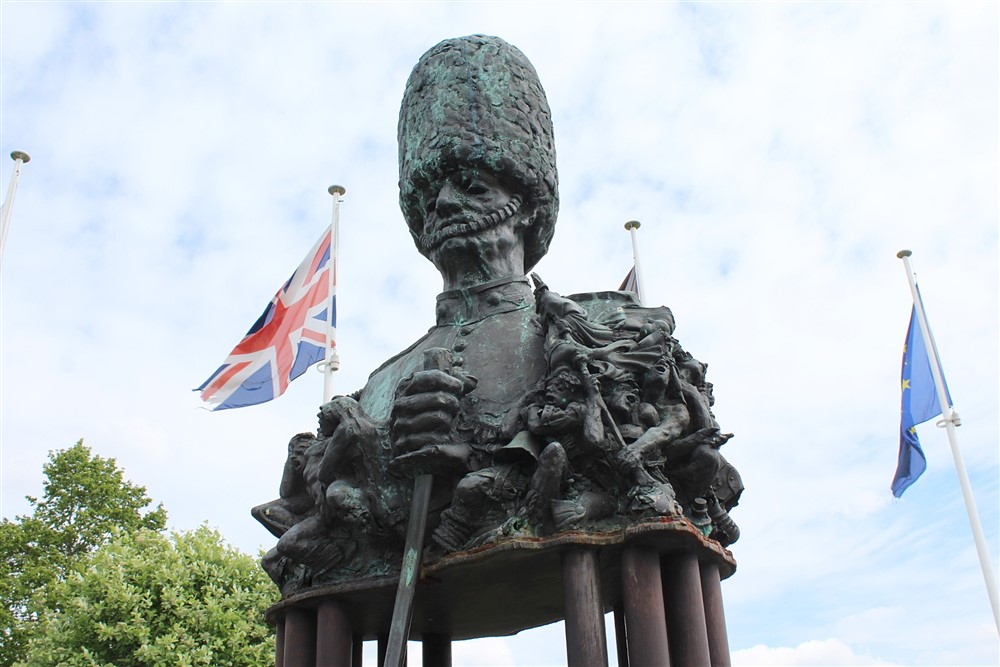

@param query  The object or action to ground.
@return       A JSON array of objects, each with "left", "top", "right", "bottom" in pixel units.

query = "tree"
[
  {"left": 0, "top": 440, "right": 168, "bottom": 664},
  {"left": 18, "top": 526, "right": 275, "bottom": 667}
]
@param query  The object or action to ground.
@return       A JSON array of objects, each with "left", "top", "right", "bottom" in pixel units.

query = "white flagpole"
[
  {"left": 1, "top": 151, "right": 31, "bottom": 267},
  {"left": 897, "top": 249, "right": 999, "bottom": 634},
  {"left": 321, "top": 185, "right": 345, "bottom": 404},
  {"left": 624, "top": 220, "right": 647, "bottom": 306}
]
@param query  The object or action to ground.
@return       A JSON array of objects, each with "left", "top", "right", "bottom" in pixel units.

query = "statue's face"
[{"left": 418, "top": 167, "right": 527, "bottom": 261}]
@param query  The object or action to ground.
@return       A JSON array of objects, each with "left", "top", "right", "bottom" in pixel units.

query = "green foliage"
[
  {"left": 18, "top": 526, "right": 274, "bottom": 667},
  {"left": 1, "top": 440, "right": 167, "bottom": 664},
  {"left": 26, "top": 439, "right": 168, "bottom": 559}
]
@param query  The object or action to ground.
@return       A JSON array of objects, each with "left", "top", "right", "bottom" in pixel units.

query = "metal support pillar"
[
  {"left": 562, "top": 548, "right": 609, "bottom": 667},
  {"left": 613, "top": 608, "right": 630, "bottom": 667},
  {"left": 422, "top": 633, "right": 452, "bottom": 667},
  {"left": 377, "top": 634, "right": 389, "bottom": 667},
  {"left": 662, "top": 552, "right": 711, "bottom": 667},
  {"left": 284, "top": 608, "right": 318, "bottom": 667},
  {"left": 275, "top": 619, "right": 286, "bottom": 667},
  {"left": 700, "top": 560, "right": 732, "bottom": 667},
  {"left": 621, "top": 547, "right": 670, "bottom": 667},
  {"left": 352, "top": 636, "right": 363, "bottom": 667},
  {"left": 317, "top": 600, "right": 353, "bottom": 666}
]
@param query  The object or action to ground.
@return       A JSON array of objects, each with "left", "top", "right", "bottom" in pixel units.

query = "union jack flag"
[
  {"left": 619, "top": 265, "right": 640, "bottom": 300},
  {"left": 196, "top": 226, "right": 335, "bottom": 410}
]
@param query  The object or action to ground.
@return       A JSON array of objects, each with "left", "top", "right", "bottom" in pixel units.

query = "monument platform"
[{"left": 267, "top": 518, "right": 735, "bottom": 640}]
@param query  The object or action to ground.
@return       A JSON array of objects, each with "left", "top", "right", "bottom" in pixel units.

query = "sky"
[{"left": 1, "top": 2, "right": 997, "bottom": 666}]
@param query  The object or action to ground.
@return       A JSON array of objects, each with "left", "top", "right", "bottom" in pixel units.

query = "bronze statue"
[{"left": 253, "top": 34, "right": 743, "bottom": 594}]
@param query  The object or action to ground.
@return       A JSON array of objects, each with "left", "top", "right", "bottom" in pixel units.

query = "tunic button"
[
  {"left": 452, "top": 356, "right": 464, "bottom": 367},
  {"left": 454, "top": 342, "right": 467, "bottom": 352},
  {"left": 459, "top": 326, "right": 473, "bottom": 336},
  {"left": 486, "top": 292, "right": 501, "bottom": 307}
]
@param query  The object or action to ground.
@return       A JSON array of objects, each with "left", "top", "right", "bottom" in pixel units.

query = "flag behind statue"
[
  {"left": 892, "top": 299, "right": 951, "bottom": 497},
  {"left": 196, "top": 226, "right": 335, "bottom": 410},
  {"left": 894, "top": 249, "right": 999, "bottom": 633},
  {"left": 619, "top": 265, "right": 639, "bottom": 300}
]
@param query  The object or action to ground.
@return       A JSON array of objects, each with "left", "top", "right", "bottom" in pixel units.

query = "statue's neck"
[
  {"left": 435, "top": 277, "right": 534, "bottom": 326},
  {"left": 435, "top": 253, "right": 525, "bottom": 292}
]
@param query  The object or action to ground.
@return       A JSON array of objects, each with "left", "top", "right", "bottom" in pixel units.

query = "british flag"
[
  {"left": 196, "top": 226, "right": 335, "bottom": 410},
  {"left": 618, "top": 265, "right": 640, "bottom": 300}
]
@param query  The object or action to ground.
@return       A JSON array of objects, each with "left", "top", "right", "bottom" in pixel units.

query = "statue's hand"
[
  {"left": 539, "top": 404, "right": 579, "bottom": 432},
  {"left": 390, "top": 368, "right": 466, "bottom": 455}
]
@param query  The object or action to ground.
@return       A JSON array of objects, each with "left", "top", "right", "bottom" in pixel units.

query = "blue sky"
[{"left": 1, "top": 3, "right": 997, "bottom": 665}]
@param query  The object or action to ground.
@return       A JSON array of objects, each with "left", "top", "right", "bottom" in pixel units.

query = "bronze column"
[
  {"left": 700, "top": 560, "right": 732, "bottom": 667},
  {"left": 621, "top": 547, "right": 670, "bottom": 667},
  {"left": 275, "top": 619, "right": 286, "bottom": 667},
  {"left": 377, "top": 634, "right": 388, "bottom": 667},
  {"left": 662, "top": 552, "right": 711, "bottom": 666},
  {"left": 562, "top": 548, "right": 609, "bottom": 667},
  {"left": 316, "top": 599, "right": 353, "bottom": 666},
  {"left": 422, "top": 633, "right": 452, "bottom": 667},
  {"left": 352, "top": 636, "right": 363, "bottom": 667},
  {"left": 613, "top": 608, "right": 629, "bottom": 667},
  {"left": 283, "top": 607, "right": 317, "bottom": 667}
]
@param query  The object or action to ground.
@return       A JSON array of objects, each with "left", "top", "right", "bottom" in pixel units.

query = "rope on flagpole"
[
  {"left": 319, "top": 185, "right": 345, "bottom": 404},
  {"left": 624, "top": 220, "right": 646, "bottom": 306},
  {"left": 897, "top": 249, "right": 999, "bottom": 635},
  {"left": 1, "top": 151, "right": 30, "bottom": 268}
]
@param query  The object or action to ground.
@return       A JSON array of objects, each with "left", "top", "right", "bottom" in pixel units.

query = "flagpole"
[
  {"left": 1, "top": 151, "right": 30, "bottom": 267},
  {"left": 322, "top": 185, "right": 345, "bottom": 403},
  {"left": 897, "top": 249, "right": 999, "bottom": 634},
  {"left": 624, "top": 220, "right": 647, "bottom": 306}
]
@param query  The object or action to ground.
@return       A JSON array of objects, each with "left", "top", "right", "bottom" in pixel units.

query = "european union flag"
[{"left": 892, "top": 303, "right": 951, "bottom": 497}]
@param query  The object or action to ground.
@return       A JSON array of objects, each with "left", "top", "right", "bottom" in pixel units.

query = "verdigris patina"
[{"left": 253, "top": 34, "right": 742, "bottom": 596}]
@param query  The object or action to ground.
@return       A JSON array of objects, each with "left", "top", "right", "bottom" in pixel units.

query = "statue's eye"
[
  {"left": 459, "top": 173, "right": 487, "bottom": 195},
  {"left": 465, "top": 181, "right": 487, "bottom": 196}
]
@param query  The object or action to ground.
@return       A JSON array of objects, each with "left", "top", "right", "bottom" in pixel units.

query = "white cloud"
[
  {"left": 453, "top": 637, "right": 518, "bottom": 666},
  {"left": 733, "top": 638, "right": 897, "bottom": 666}
]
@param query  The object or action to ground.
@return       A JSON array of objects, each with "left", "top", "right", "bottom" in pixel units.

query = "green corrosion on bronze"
[
  {"left": 397, "top": 34, "right": 559, "bottom": 272},
  {"left": 401, "top": 546, "right": 419, "bottom": 586}
]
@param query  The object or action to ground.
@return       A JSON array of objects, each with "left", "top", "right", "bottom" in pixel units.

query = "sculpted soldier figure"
[{"left": 253, "top": 35, "right": 742, "bottom": 593}]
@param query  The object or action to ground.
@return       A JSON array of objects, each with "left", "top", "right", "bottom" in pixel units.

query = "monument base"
[{"left": 267, "top": 518, "right": 735, "bottom": 666}]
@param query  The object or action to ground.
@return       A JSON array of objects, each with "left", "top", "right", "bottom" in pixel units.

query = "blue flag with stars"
[{"left": 892, "top": 302, "right": 952, "bottom": 497}]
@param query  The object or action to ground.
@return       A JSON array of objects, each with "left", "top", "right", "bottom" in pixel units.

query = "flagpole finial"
[
  {"left": 897, "top": 249, "right": 912, "bottom": 258},
  {"left": 624, "top": 220, "right": 641, "bottom": 231},
  {"left": 10, "top": 151, "right": 30, "bottom": 163},
  {"left": 328, "top": 185, "right": 346, "bottom": 197}
]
